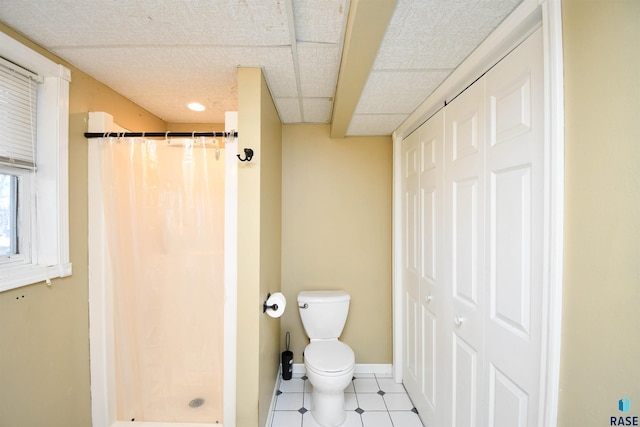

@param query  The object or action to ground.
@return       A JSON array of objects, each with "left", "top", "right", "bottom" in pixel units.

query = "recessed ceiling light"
[{"left": 187, "top": 102, "right": 205, "bottom": 112}]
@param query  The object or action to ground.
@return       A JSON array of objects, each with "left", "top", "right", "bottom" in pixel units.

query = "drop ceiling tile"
[
  {"left": 346, "top": 114, "right": 407, "bottom": 137},
  {"left": 0, "top": 0, "right": 524, "bottom": 133},
  {"left": 374, "top": 0, "right": 523, "bottom": 70},
  {"left": 53, "top": 44, "right": 296, "bottom": 122},
  {"left": 302, "top": 98, "right": 333, "bottom": 123},
  {"left": 292, "top": 0, "right": 349, "bottom": 43},
  {"left": 298, "top": 43, "right": 341, "bottom": 98},
  {"left": 275, "top": 98, "right": 302, "bottom": 123},
  {"left": 0, "top": 0, "right": 291, "bottom": 47},
  {"left": 355, "top": 70, "right": 451, "bottom": 115},
  {"left": 132, "top": 95, "right": 238, "bottom": 124}
]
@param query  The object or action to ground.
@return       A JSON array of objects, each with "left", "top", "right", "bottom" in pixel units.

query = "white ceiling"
[{"left": 0, "top": 0, "right": 522, "bottom": 136}]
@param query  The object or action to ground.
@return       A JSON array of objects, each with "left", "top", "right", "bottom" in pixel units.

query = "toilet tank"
[{"left": 297, "top": 290, "right": 350, "bottom": 340}]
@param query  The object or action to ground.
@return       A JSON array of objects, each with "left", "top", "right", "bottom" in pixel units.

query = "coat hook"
[{"left": 237, "top": 148, "right": 254, "bottom": 162}]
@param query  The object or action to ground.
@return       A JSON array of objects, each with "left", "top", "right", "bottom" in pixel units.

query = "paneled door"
[
  {"left": 402, "top": 125, "right": 421, "bottom": 406},
  {"left": 444, "top": 79, "right": 486, "bottom": 427},
  {"left": 401, "top": 110, "right": 446, "bottom": 426},
  {"left": 482, "top": 29, "right": 544, "bottom": 427},
  {"left": 400, "top": 28, "right": 545, "bottom": 427}
]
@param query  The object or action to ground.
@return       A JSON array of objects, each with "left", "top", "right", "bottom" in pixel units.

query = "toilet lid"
[{"left": 305, "top": 341, "right": 355, "bottom": 373}]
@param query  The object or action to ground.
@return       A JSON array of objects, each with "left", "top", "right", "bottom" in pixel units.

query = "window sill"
[{"left": 0, "top": 262, "right": 72, "bottom": 292}]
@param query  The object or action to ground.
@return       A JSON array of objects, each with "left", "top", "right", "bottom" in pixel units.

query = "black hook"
[{"left": 237, "top": 148, "right": 254, "bottom": 162}]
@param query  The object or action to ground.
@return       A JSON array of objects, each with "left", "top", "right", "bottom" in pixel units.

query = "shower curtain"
[{"left": 95, "top": 136, "right": 224, "bottom": 424}]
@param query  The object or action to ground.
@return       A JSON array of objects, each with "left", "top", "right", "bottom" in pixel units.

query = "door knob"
[
  {"left": 454, "top": 315, "right": 465, "bottom": 326},
  {"left": 425, "top": 294, "right": 433, "bottom": 303}
]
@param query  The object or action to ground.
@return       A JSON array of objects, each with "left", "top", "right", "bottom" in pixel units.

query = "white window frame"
[{"left": 0, "top": 31, "right": 72, "bottom": 292}]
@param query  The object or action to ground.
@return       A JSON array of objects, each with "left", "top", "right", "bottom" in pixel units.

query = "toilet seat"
[{"left": 304, "top": 340, "right": 355, "bottom": 376}]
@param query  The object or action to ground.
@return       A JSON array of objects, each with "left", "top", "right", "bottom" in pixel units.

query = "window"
[
  {"left": 0, "top": 171, "right": 18, "bottom": 256},
  {"left": 0, "top": 31, "right": 71, "bottom": 292},
  {"left": 0, "top": 167, "right": 31, "bottom": 261}
]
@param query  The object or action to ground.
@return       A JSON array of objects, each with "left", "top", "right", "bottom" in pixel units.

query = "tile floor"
[{"left": 269, "top": 372, "right": 425, "bottom": 427}]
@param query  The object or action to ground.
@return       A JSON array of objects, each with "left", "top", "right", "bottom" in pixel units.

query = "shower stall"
[{"left": 88, "top": 112, "right": 237, "bottom": 427}]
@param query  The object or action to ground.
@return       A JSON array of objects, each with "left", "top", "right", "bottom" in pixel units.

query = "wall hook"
[{"left": 237, "top": 148, "right": 254, "bottom": 162}]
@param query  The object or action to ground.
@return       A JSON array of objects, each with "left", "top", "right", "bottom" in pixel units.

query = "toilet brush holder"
[{"left": 281, "top": 332, "right": 293, "bottom": 381}]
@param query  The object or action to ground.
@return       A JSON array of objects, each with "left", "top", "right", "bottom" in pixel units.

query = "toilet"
[{"left": 297, "top": 290, "right": 355, "bottom": 427}]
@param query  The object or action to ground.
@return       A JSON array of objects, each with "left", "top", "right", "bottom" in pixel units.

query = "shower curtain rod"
[{"left": 84, "top": 131, "right": 238, "bottom": 139}]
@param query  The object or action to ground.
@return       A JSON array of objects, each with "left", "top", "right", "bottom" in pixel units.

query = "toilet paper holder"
[{"left": 263, "top": 293, "right": 279, "bottom": 313}]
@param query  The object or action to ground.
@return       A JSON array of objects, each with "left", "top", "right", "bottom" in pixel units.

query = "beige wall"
[
  {"left": 558, "top": 0, "right": 640, "bottom": 424},
  {"left": 236, "top": 67, "right": 283, "bottom": 427},
  {"left": 280, "top": 125, "right": 393, "bottom": 364},
  {"left": 0, "top": 24, "right": 166, "bottom": 427},
  {"left": 4, "top": 2, "right": 640, "bottom": 425}
]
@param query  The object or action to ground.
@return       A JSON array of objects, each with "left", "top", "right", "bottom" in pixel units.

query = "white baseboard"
[{"left": 264, "top": 365, "right": 282, "bottom": 427}]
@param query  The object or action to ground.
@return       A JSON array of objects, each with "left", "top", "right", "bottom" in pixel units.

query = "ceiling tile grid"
[
  {"left": 0, "top": 0, "right": 522, "bottom": 134},
  {"left": 0, "top": 0, "right": 292, "bottom": 47}
]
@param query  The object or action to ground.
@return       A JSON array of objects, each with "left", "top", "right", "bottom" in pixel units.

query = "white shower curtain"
[{"left": 95, "top": 137, "right": 225, "bottom": 423}]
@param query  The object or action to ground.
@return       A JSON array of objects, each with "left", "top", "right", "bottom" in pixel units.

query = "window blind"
[{"left": 0, "top": 56, "right": 39, "bottom": 169}]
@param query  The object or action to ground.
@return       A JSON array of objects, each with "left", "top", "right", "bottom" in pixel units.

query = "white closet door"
[
  {"left": 444, "top": 79, "right": 486, "bottom": 427},
  {"left": 402, "top": 127, "right": 422, "bottom": 402},
  {"left": 401, "top": 110, "right": 446, "bottom": 426},
  {"left": 483, "top": 28, "right": 544, "bottom": 427},
  {"left": 400, "top": 27, "right": 545, "bottom": 427},
  {"left": 419, "top": 111, "right": 447, "bottom": 427}
]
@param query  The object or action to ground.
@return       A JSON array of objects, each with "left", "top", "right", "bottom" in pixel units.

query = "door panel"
[
  {"left": 490, "top": 164, "right": 532, "bottom": 336},
  {"left": 445, "top": 78, "right": 486, "bottom": 427},
  {"left": 452, "top": 177, "right": 480, "bottom": 306},
  {"left": 452, "top": 335, "right": 479, "bottom": 427},
  {"left": 484, "top": 29, "right": 544, "bottom": 426},
  {"left": 488, "top": 365, "right": 529, "bottom": 427}
]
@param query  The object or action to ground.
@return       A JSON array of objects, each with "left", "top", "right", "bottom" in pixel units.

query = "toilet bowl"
[{"left": 298, "top": 291, "right": 355, "bottom": 427}]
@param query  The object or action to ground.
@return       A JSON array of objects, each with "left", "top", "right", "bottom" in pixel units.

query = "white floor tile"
[
  {"left": 302, "top": 410, "right": 363, "bottom": 427},
  {"left": 275, "top": 392, "right": 304, "bottom": 410},
  {"left": 279, "top": 377, "right": 305, "bottom": 393},
  {"left": 389, "top": 411, "right": 424, "bottom": 427},
  {"left": 270, "top": 372, "right": 423, "bottom": 427},
  {"left": 355, "top": 372, "right": 376, "bottom": 378},
  {"left": 383, "top": 393, "right": 414, "bottom": 410},
  {"left": 361, "top": 411, "right": 393, "bottom": 427},
  {"left": 376, "top": 378, "right": 406, "bottom": 393},
  {"left": 374, "top": 372, "right": 393, "bottom": 379},
  {"left": 353, "top": 378, "right": 380, "bottom": 393},
  {"left": 357, "top": 393, "right": 387, "bottom": 411},
  {"left": 271, "top": 410, "right": 302, "bottom": 427}
]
